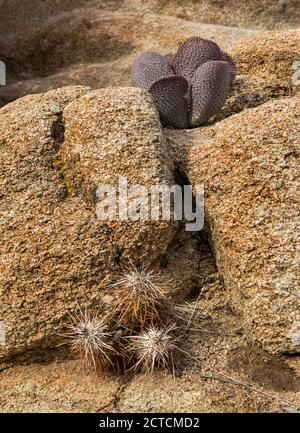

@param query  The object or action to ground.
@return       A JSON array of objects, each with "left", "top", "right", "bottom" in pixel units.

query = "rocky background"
[{"left": 0, "top": 0, "right": 299, "bottom": 412}]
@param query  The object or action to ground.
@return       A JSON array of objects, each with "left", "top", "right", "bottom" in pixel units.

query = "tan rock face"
[
  {"left": 124, "top": 0, "right": 300, "bottom": 30},
  {"left": 230, "top": 30, "right": 300, "bottom": 87},
  {"left": 211, "top": 74, "right": 290, "bottom": 123},
  {"left": 60, "top": 86, "right": 175, "bottom": 261},
  {"left": 0, "top": 7, "right": 257, "bottom": 105},
  {"left": 1, "top": 0, "right": 299, "bottom": 38},
  {"left": 174, "top": 97, "right": 300, "bottom": 354},
  {"left": 0, "top": 85, "right": 175, "bottom": 361},
  {"left": 0, "top": 0, "right": 299, "bottom": 415}
]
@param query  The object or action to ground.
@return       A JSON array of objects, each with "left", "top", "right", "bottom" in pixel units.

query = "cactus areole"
[{"left": 131, "top": 36, "right": 236, "bottom": 128}]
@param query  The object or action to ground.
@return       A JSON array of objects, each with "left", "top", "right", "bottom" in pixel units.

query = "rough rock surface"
[
  {"left": 230, "top": 30, "right": 300, "bottom": 87},
  {"left": 1, "top": 0, "right": 299, "bottom": 35},
  {"left": 166, "top": 97, "right": 300, "bottom": 355},
  {"left": 60, "top": 86, "right": 175, "bottom": 259},
  {"left": 0, "top": 0, "right": 300, "bottom": 414},
  {"left": 211, "top": 74, "right": 290, "bottom": 123},
  {"left": 0, "top": 272, "right": 299, "bottom": 412},
  {"left": 0, "top": 8, "right": 257, "bottom": 105},
  {"left": 123, "top": 0, "right": 300, "bottom": 30},
  {"left": 0, "top": 85, "right": 175, "bottom": 361}
]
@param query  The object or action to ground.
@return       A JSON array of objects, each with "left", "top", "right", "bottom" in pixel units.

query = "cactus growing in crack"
[
  {"left": 126, "top": 324, "right": 180, "bottom": 374},
  {"left": 131, "top": 36, "right": 236, "bottom": 128},
  {"left": 108, "top": 263, "right": 171, "bottom": 329},
  {"left": 61, "top": 308, "right": 116, "bottom": 371}
]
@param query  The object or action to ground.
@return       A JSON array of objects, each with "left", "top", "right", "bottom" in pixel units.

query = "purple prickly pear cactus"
[{"left": 131, "top": 36, "right": 236, "bottom": 128}]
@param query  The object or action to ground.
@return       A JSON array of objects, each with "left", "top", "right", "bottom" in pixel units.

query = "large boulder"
[
  {"left": 124, "top": 0, "right": 300, "bottom": 30},
  {"left": 0, "top": 85, "right": 175, "bottom": 361},
  {"left": 60, "top": 86, "right": 175, "bottom": 260},
  {"left": 1, "top": 0, "right": 299, "bottom": 37},
  {"left": 167, "top": 97, "right": 300, "bottom": 354},
  {"left": 0, "top": 7, "right": 257, "bottom": 105},
  {"left": 230, "top": 30, "right": 300, "bottom": 87},
  {"left": 211, "top": 74, "right": 289, "bottom": 123}
]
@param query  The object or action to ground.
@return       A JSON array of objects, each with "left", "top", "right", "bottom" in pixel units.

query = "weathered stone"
[
  {"left": 211, "top": 74, "right": 290, "bottom": 123},
  {"left": 230, "top": 30, "right": 300, "bottom": 86},
  {"left": 60, "top": 86, "right": 175, "bottom": 261},
  {"left": 167, "top": 97, "right": 300, "bottom": 354},
  {"left": 0, "top": 8, "right": 257, "bottom": 105},
  {"left": 0, "top": 85, "right": 175, "bottom": 360}
]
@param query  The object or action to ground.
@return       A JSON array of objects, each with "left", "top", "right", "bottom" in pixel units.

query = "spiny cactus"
[
  {"left": 62, "top": 265, "right": 188, "bottom": 375},
  {"left": 127, "top": 324, "right": 180, "bottom": 374},
  {"left": 62, "top": 308, "right": 116, "bottom": 371},
  {"left": 131, "top": 36, "right": 236, "bottom": 128},
  {"left": 108, "top": 263, "right": 170, "bottom": 329}
]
